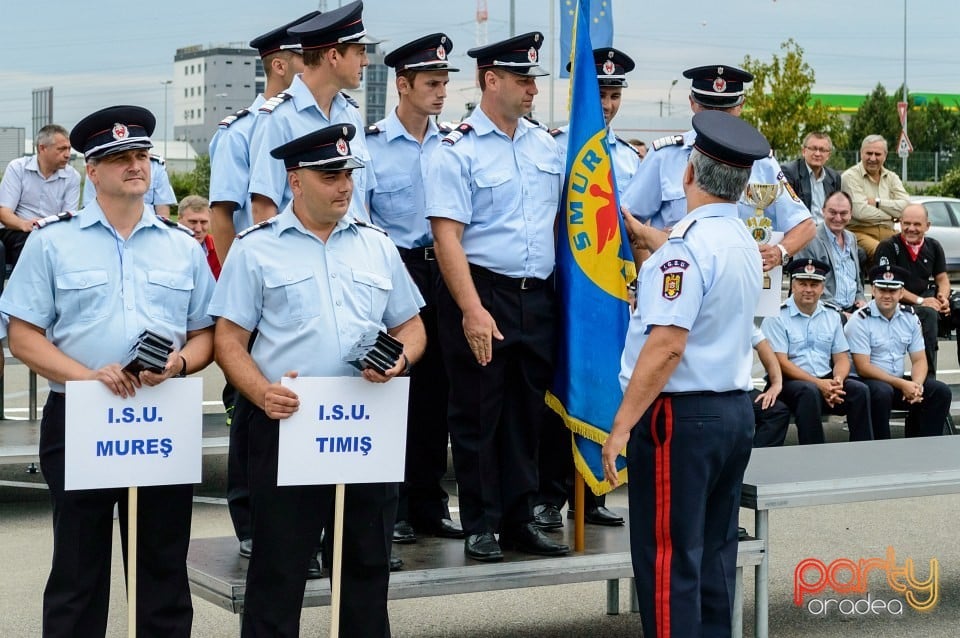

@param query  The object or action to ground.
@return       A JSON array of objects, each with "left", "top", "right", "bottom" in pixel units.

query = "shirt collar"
[
  {"left": 786, "top": 295, "right": 824, "bottom": 318},
  {"left": 687, "top": 201, "right": 739, "bottom": 221},
  {"left": 276, "top": 204, "right": 356, "bottom": 238},
  {"left": 383, "top": 107, "right": 440, "bottom": 143},
  {"left": 77, "top": 201, "right": 165, "bottom": 234},
  {"left": 470, "top": 104, "right": 531, "bottom": 141},
  {"left": 289, "top": 74, "right": 348, "bottom": 116},
  {"left": 866, "top": 298, "right": 902, "bottom": 321},
  {"left": 805, "top": 162, "right": 825, "bottom": 183}
]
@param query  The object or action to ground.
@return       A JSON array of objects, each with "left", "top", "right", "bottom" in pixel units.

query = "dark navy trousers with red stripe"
[{"left": 627, "top": 391, "right": 753, "bottom": 638}]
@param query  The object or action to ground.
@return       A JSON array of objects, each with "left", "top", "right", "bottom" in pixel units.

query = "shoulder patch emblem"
[
  {"left": 340, "top": 91, "right": 360, "bottom": 108},
  {"left": 443, "top": 123, "right": 474, "bottom": 145},
  {"left": 651, "top": 135, "right": 684, "bottom": 151},
  {"left": 32, "top": 211, "right": 75, "bottom": 230},
  {"left": 549, "top": 128, "right": 564, "bottom": 137},
  {"left": 236, "top": 217, "right": 278, "bottom": 239},
  {"left": 365, "top": 124, "right": 382, "bottom": 136},
  {"left": 258, "top": 92, "right": 293, "bottom": 114},
  {"left": 219, "top": 108, "right": 251, "bottom": 128},
  {"left": 668, "top": 216, "right": 697, "bottom": 240},
  {"left": 354, "top": 218, "right": 389, "bottom": 236},
  {"left": 662, "top": 272, "right": 683, "bottom": 300}
]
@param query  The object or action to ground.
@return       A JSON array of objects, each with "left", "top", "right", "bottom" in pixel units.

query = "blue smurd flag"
[
  {"left": 546, "top": 0, "right": 634, "bottom": 496},
  {"left": 559, "top": 0, "right": 613, "bottom": 78}
]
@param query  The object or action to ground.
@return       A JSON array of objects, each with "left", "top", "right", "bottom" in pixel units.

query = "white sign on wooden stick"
[
  {"left": 64, "top": 378, "right": 203, "bottom": 490},
  {"left": 277, "top": 376, "right": 409, "bottom": 486}
]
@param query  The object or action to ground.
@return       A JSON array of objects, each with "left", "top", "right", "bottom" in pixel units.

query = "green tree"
[
  {"left": 908, "top": 98, "right": 960, "bottom": 154},
  {"left": 846, "top": 83, "right": 901, "bottom": 152},
  {"left": 167, "top": 154, "right": 210, "bottom": 215},
  {"left": 741, "top": 39, "right": 845, "bottom": 158}
]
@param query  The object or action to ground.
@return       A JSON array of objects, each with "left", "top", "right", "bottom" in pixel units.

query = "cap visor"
[
  {"left": 86, "top": 139, "right": 154, "bottom": 160},
  {"left": 301, "top": 157, "right": 365, "bottom": 171},
  {"left": 504, "top": 64, "right": 549, "bottom": 77}
]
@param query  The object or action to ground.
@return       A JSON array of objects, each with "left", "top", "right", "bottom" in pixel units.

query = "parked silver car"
[{"left": 909, "top": 196, "right": 960, "bottom": 275}]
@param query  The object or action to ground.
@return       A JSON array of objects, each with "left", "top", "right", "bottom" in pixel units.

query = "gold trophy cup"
[{"left": 743, "top": 183, "right": 782, "bottom": 289}]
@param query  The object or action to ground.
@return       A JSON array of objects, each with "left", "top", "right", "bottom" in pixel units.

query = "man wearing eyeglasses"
[{"left": 781, "top": 132, "right": 842, "bottom": 225}]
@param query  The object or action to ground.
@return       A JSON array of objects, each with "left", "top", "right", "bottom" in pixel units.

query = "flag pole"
[
  {"left": 329, "top": 483, "right": 346, "bottom": 638},
  {"left": 127, "top": 486, "right": 138, "bottom": 638},
  {"left": 574, "top": 471, "right": 585, "bottom": 552}
]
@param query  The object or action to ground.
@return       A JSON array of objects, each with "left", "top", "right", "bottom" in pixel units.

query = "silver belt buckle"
[{"left": 519, "top": 277, "right": 531, "bottom": 290}]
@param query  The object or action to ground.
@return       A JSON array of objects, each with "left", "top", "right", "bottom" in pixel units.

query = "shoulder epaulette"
[
  {"left": 549, "top": 128, "right": 563, "bottom": 137},
  {"left": 236, "top": 217, "right": 278, "bottom": 239},
  {"left": 340, "top": 91, "right": 359, "bottom": 108},
  {"left": 354, "top": 218, "right": 388, "bottom": 236},
  {"left": 438, "top": 123, "right": 453, "bottom": 134},
  {"left": 149, "top": 153, "right": 165, "bottom": 166},
  {"left": 258, "top": 92, "right": 292, "bottom": 114},
  {"left": 157, "top": 215, "right": 194, "bottom": 236},
  {"left": 32, "top": 211, "right": 75, "bottom": 229},
  {"left": 443, "top": 123, "right": 474, "bottom": 145},
  {"left": 899, "top": 303, "right": 916, "bottom": 314},
  {"left": 822, "top": 300, "right": 842, "bottom": 313},
  {"left": 219, "top": 108, "right": 251, "bottom": 128},
  {"left": 668, "top": 216, "right": 697, "bottom": 240},
  {"left": 616, "top": 136, "right": 643, "bottom": 158},
  {"left": 523, "top": 115, "right": 547, "bottom": 130},
  {"left": 854, "top": 305, "right": 872, "bottom": 318},
  {"left": 652, "top": 135, "right": 684, "bottom": 151},
  {"left": 366, "top": 124, "right": 382, "bottom": 136},
  {"left": 780, "top": 302, "right": 789, "bottom": 309}
]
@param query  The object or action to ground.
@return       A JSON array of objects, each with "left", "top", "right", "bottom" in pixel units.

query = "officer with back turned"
[{"left": 603, "top": 110, "right": 768, "bottom": 638}]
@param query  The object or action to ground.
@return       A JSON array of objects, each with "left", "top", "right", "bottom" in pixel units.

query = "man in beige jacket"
[{"left": 841, "top": 134, "right": 910, "bottom": 264}]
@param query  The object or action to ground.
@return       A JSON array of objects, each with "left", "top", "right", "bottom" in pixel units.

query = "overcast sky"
[{"left": 1, "top": 0, "right": 955, "bottom": 142}]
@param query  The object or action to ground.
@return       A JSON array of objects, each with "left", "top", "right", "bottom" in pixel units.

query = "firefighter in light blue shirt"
[
  {"left": 367, "top": 33, "right": 466, "bottom": 544},
  {"left": 760, "top": 258, "right": 873, "bottom": 444},
  {"left": 550, "top": 48, "right": 641, "bottom": 201},
  {"left": 208, "top": 10, "right": 315, "bottom": 260},
  {"left": 210, "top": 122, "right": 425, "bottom": 637},
  {"left": 621, "top": 64, "right": 815, "bottom": 275},
  {"left": 602, "top": 110, "right": 766, "bottom": 638},
  {"left": 426, "top": 31, "right": 569, "bottom": 563},
  {"left": 845, "top": 264, "right": 952, "bottom": 438},
  {"left": 0, "top": 105, "right": 215, "bottom": 638},
  {"left": 247, "top": 3, "right": 378, "bottom": 226}
]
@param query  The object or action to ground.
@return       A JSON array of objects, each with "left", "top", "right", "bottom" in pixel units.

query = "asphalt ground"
[{"left": 4, "top": 345, "right": 960, "bottom": 637}]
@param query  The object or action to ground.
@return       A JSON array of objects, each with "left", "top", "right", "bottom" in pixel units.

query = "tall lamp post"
[
  {"left": 161, "top": 80, "right": 172, "bottom": 159},
  {"left": 901, "top": 0, "right": 908, "bottom": 181},
  {"left": 667, "top": 78, "right": 678, "bottom": 116}
]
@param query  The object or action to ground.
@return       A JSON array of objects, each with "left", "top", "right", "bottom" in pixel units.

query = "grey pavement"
[{"left": 4, "top": 344, "right": 960, "bottom": 637}]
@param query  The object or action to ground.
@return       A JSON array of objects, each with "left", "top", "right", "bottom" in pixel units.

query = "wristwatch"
[{"left": 776, "top": 243, "right": 791, "bottom": 266}]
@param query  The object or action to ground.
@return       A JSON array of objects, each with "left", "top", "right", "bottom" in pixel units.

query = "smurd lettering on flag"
[{"left": 546, "top": 0, "right": 635, "bottom": 497}]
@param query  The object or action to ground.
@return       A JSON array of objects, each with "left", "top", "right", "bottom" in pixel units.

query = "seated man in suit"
[
  {"left": 794, "top": 191, "right": 866, "bottom": 319},
  {"left": 781, "top": 131, "right": 842, "bottom": 225},
  {"left": 761, "top": 259, "right": 874, "bottom": 444},
  {"left": 845, "top": 264, "right": 952, "bottom": 438}
]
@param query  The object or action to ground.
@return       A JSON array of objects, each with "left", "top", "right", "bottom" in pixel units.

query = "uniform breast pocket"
[
  {"left": 262, "top": 270, "right": 322, "bottom": 325},
  {"left": 533, "top": 160, "right": 562, "bottom": 205},
  {"left": 373, "top": 174, "right": 416, "bottom": 217},
  {"left": 145, "top": 270, "right": 195, "bottom": 323},
  {"left": 474, "top": 170, "right": 517, "bottom": 221},
  {"left": 55, "top": 269, "right": 111, "bottom": 323},
  {"left": 350, "top": 269, "right": 393, "bottom": 321}
]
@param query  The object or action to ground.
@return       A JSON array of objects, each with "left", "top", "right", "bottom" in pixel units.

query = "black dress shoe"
[
  {"left": 464, "top": 532, "right": 503, "bottom": 562},
  {"left": 389, "top": 557, "right": 403, "bottom": 572},
  {"left": 238, "top": 538, "right": 253, "bottom": 559},
  {"left": 306, "top": 554, "right": 323, "bottom": 579},
  {"left": 500, "top": 523, "right": 570, "bottom": 556},
  {"left": 393, "top": 520, "right": 417, "bottom": 544},
  {"left": 420, "top": 517, "right": 465, "bottom": 539},
  {"left": 532, "top": 504, "right": 564, "bottom": 530},
  {"left": 569, "top": 506, "right": 624, "bottom": 526}
]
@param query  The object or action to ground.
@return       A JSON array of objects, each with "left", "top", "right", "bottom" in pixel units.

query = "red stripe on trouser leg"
[{"left": 651, "top": 397, "right": 674, "bottom": 638}]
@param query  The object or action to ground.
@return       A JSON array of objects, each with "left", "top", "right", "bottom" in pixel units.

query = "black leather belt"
[
  {"left": 469, "top": 264, "right": 547, "bottom": 291},
  {"left": 397, "top": 246, "right": 435, "bottom": 262}
]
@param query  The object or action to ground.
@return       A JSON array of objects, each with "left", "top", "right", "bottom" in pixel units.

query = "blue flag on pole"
[
  {"left": 546, "top": 0, "right": 634, "bottom": 496},
  {"left": 559, "top": 0, "right": 613, "bottom": 78}
]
